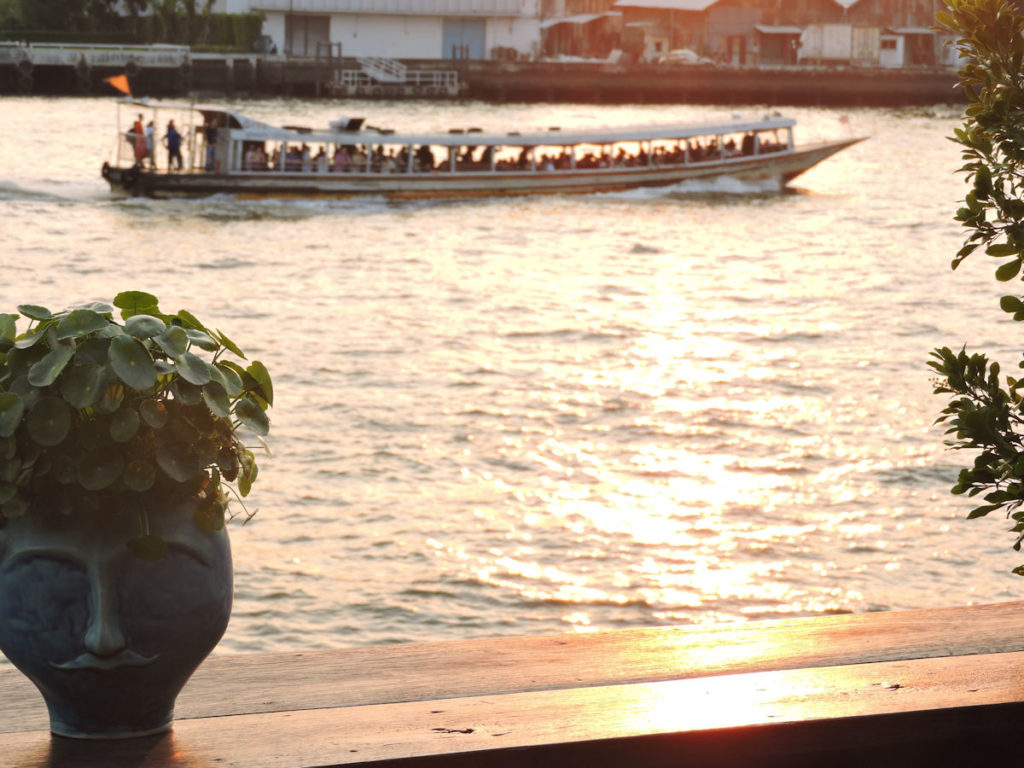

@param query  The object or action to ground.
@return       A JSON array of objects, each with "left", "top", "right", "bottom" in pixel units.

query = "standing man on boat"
[
  {"left": 131, "top": 113, "right": 146, "bottom": 167},
  {"left": 144, "top": 121, "right": 155, "bottom": 169},
  {"left": 164, "top": 120, "right": 183, "bottom": 172},
  {"left": 204, "top": 116, "right": 219, "bottom": 171}
]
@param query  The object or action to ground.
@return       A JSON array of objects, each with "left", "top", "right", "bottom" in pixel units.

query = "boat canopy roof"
[{"left": 118, "top": 99, "right": 794, "bottom": 148}]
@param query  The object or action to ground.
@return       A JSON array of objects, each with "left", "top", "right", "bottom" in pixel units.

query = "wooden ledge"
[{"left": 4, "top": 601, "right": 1024, "bottom": 767}]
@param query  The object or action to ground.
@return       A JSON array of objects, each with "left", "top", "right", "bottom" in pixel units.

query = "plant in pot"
[
  {"left": 930, "top": 0, "right": 1024, "bottom": 573},
  {"left": 0, "top": 290, "right": 272, "bottom": 739}
]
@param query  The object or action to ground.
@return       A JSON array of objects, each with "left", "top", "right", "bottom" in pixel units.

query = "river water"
[{"left": 0, "top": 96, "right": 1019, "bottom": 655}]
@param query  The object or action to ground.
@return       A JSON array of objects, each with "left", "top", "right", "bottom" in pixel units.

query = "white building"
[{"left": 214, "top": 0, "right": 542, "bottom": 60}]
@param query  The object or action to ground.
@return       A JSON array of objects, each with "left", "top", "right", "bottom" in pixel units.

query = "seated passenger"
[{"left": 333, "top": 146, "right": 352, "bottom": 173}]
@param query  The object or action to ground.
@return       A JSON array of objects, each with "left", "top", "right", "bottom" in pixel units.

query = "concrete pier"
[{"left": 0, "top": 42, "right": 961, "bottom": 106}]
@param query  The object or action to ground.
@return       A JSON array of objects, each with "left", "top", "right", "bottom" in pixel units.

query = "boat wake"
[
  {"left": 603, "top": 174, "right": 784, "bottom": 201},
  {"left": 113, "top": 193, "right": 393, "bottom": 221},
  {"left": 0, "top": 179, "right": 110, "bottom": 203}
]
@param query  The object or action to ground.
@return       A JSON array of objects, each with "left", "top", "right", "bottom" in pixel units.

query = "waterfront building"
[
  {"left": 611, "top": 0, "right": 954, "bottom": 66},
  {"left": 212, "top": 0, "right": 542, "bottom": 60}
]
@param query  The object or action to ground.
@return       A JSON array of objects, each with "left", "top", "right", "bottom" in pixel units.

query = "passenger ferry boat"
[{"left": 101, "top": 100, "right": 863, "bottom": 200}]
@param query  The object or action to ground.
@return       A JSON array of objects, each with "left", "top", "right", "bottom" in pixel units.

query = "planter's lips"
[{"left": 52, "top": 650, "right": 157, "bottom": 670}]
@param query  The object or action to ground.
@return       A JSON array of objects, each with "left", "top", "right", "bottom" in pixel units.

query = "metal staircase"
[{"left": 356, "top": 56, "right": 407, "bottom": 83}]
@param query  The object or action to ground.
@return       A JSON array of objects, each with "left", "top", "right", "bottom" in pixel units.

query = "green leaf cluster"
[
  {"left": 934, "top": 0, "right": 1024, "bottom": 574},
  {"left": 0, "top": 291, "right": 272, "bottom": 556}
]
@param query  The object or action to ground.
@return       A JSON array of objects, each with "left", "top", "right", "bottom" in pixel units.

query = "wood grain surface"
[{"left": 3, "top": 601, "right": 1024, "bottom": 766}]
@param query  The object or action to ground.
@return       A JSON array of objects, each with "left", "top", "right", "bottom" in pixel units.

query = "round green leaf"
[
  {"left": 14, "top": 323, "right": 50, "bottom": 350},
  {"left": 194, "top": 497, "right": 226, "bottom": 532},
  {"left": 156, "top": 440, "right": 198, "bottom": 482},
  {"left": 109, "top": 406, "right": 140, "bottom": 443},
  {"left": 76, "top": 445, "right": 124, "bottom": 490},
  {"left": 170, "top": 379, "right": 202, "bottom": 405},
  {"left": 17, "top": 305, "right": 52, "bottom": 321},
  {"left": 0, "top": 393, "right": 25, "bottom": 438},
  {"left": 0, "top": 455, "right": 19, "bottom": 484},
  {"left": 0, "top": 314, "right": 18, "bottom": 343},
  {"left": 202, "top": 381, "right": 231, "bottom": 418},
  {"left": 246, "top": 360, "right": 273, "bottom": 406},
  {"left": 27, "top": 397, "right": 71, "bottom": 446},
  {"left": 234, "top": 396, "right": 270, "bottom": 436},
  {"left": 109, "top": 335, "right": 157, "bottom": 390},
  {"left": 214, "top": 362, "right": 244, "bottom": 396},
  {"left": 124, "top": 314, "right": 167, "bottom": 339},
  {"left": 27, "top": 345, "right": 74, "bottom": 388},
  {"left": 76, "top": 301, "right": 114, "bottom": 315},
  {"left": 74, "top": 337, "right": 110, "bottom": 366},
  {"left": 175, "top": 352, "right": 212, "bottom": 386},
  {"left": 122, "top": 459, "right": 156, "bottom": 492},
  {"left": 59, "top": 363, "right": 104, "bottom": 408},
  {"left": 127, "top": 534, "right": 168, "bottom": 561},
  {"left": 2, "top": 495, "right": 28, "bottom": 520},
  {"left": 154, "top": 325, "right": 188, "bottom": 358},
  {"left": 139, "top": 399, "right": 168, "bottom": 428},
  {"left": 55, "top": 309, "right": 109, "bottom": 341},
  {"left": 185, "top": 328, "right": 219, "bottom": 352},
  {"left": 114, "top": 291, "right": 160, "bottom": 319}
]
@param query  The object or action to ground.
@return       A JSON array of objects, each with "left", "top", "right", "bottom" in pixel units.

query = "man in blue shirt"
[{"left": 164, "top": 120, "right": 183, "bottom": 171}]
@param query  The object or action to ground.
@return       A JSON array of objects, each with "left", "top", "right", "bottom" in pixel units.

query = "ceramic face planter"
[{"left": 0, "top": 500, "right": 232, "bottom": 739}]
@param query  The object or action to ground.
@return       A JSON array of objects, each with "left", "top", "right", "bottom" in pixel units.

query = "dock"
[
  {"left": 0, "top": 41, "right": 962, "bottom": 105},
  {"left": 2, "top": 600, "right": 1024, "bottom": 766}
]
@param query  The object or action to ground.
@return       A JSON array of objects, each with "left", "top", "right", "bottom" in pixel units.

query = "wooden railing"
[{"left": 3, "top": 601, "right": 1024, "bottom": 766}]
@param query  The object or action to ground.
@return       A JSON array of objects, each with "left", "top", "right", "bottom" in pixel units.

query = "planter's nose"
[{"left": 83, "top": 573, "right": 126, "bottom": 657}]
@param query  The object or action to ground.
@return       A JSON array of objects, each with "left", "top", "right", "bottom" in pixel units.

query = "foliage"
[
  {"left": 931, "top": 0, "right": 1024, "bottom": 573},
  {"left": 0, "top": 0, "right": 264, "bottom": 49},
  {"left": 0, "top": 291, "right": 272, "bottom": 559}
]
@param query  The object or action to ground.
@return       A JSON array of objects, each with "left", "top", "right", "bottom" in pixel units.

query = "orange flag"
[{"left": 104, "top": 74, "right": 131, "bottom": 96}]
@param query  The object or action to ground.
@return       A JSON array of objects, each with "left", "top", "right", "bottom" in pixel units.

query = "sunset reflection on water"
[{"left": 0, "top": 98, "right": 1016, "bottom": 650}]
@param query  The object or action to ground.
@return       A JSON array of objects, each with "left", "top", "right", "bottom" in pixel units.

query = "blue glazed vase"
[{"left": 0, "top": 498, "right": 232, "bottom": 739}]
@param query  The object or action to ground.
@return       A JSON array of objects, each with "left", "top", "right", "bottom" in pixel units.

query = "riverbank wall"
[{"left": 0, "top": 52, "right": 961, "bottom": 106}]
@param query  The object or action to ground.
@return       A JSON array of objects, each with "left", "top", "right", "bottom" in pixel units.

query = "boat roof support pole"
[
  {"left": 449, "top": 147, "right": 455, "bottom": 173},
  {"left": 407, "top": 144, "right": 414, "bottom": 174},
  {"left": 569, "top": 146, "right": 576, "bottom": 171},
  {"left": 787, "top": 126, "right": 794, "bottom": 150}
]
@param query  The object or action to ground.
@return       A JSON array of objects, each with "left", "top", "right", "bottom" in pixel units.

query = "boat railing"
[
  {"left": 336, "top": 67, "right": 459, "bottom": 90},
  {"left": 225, "top": 138, "right": 792, "bottom": 177},
  {"left": 5, "top": 42, "right": 188, "bottom": 67}
]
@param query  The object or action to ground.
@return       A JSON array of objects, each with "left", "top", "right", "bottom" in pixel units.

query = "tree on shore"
[{"left": 930, "top": 0, "right": 1024, "bottom": 572}]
